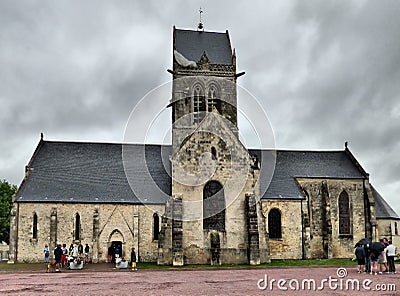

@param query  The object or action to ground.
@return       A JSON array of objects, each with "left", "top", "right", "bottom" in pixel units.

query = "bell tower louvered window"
[{"left": 193, "top": 84, "right": 205, "bottom": 123}]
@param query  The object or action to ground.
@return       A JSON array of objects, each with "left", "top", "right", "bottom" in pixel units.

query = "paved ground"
[{"left": 0, "top": 264, "right": 398, "bottom": 295}]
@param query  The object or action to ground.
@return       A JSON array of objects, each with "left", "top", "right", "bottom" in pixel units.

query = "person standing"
[
  {"left": 115, "top": 245, "right": 121, "bottom": 260},
  {"left": 370, "top": 250, "right": 379, "bottom": 275},
  {"left": 108, "top": 245, "right": 113, "bottom": 263},
  {"left": 84, "top": 243, "right": 90, "bottom": 263},
  {"left": 69, "top": 243, "right": 74, "bottom": 256},
  {"left": 131, "top": 247, "right": 137, "bottom": 271},
  {"left": 378, "top": 239, "right": 388, "bottom": 273},
  {"left": 43, "top": 244, "right": 50, "bottom": 263},
  {"left": 364, "top": 244, "right": 371, "bottom": 273},
  {"left": 78, "top": 243, "right": 83, "bottom": 257},
  {"left": 61, "top": 244, "right": 68, "bottom": 267},
  {"left": 54, "top": 244, "right": 63, "bottom": 272},
  {"left": 386, "top": 241, "right": 396, "bottom": 274},
  {"left": 355, "top": 245, "right": 366, "bottom": 273}
]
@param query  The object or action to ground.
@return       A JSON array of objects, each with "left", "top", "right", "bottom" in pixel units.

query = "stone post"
[
  {"left": 158, "top": 198, "right": 173, "bottom": 265},
  {"left": 172, "top": 195, "right": 183, "bottom": 266},
  {"left": 246, "top": 193, "right": 260, "bottom": 265},
  {"left": 49, "top": 207, "right": 57, "bottom": 260},
  {"left": 92, "top": 207, "right": 99, "bottom": 263},
  {"left": 257, "top": 199, "right": 270, "bottom": 263},
  {"left": 133, "top": 205, "right": 139, "bottom": 259},
  {"left": 364, "top": 180, "right": 377, "bottom": 241}
]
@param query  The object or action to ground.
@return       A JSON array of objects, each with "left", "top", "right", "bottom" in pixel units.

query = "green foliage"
[{"left": 0, "top": 180, "right": 17, "bottom": 244}]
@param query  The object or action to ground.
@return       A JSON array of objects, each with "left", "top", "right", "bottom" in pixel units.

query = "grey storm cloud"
[{"left": 1, "top": 0, "right": 399, "bottom": 215}]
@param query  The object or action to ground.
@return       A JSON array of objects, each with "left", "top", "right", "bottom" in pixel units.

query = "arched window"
[
  {"left": 207, "top": 84, "right": 221, "bottom": 113},
  {"left": 338, "top": 191, "right": 351, "bottom": 235},
  {"left": 75, "top": 213, "right": 81, "bottom": 241},
  {"left": 153, "top": 213, "right": 160, "bottom": 240},
  {"left": 193, "top": 84, "right": 205, "bottom": 123},
  {"left": 203, "top": 181, "right": 225, "bottom": 231},
  {"left": 211, "top": 146, "right": 217, "bottom": 160},
  {"left": 268, "top": 209, "right": 282, "bottom": 239},
  {"left": 32, "top": 212, "right": 38, "bottom": 239}
]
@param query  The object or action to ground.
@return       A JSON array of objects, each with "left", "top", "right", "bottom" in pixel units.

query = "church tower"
[
  {"left": 158, "top": 26, "right": 269, "bottom": 266},
  {"left": 170, "top": 26, "right": 238, "bottom": 153}
]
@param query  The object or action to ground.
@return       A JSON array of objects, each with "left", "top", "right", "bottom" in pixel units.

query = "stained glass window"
[{"left": 339, "top": 191, "right": 351, "bottom": 235}]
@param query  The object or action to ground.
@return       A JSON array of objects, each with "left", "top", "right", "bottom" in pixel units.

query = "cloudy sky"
[{"left": 1, "top": 0, "right": 400, "bottom": 216}]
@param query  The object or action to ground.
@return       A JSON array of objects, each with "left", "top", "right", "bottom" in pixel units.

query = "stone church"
[{"left": 9, "top": 26, "right": 399, "bottom": 264}]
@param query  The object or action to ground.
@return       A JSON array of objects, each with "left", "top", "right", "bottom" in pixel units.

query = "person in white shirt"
[{"left": 386, "top": 241, "right": 396, "bottom": 274}]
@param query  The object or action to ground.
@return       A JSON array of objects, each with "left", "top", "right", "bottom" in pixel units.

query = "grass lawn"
[
  {"left": 0, "top": 258, "right": 356, "bottom": 272},
  {"left": 138, "top": 258, "right": 356, "bottom": 270},
  {"left": 0, "top": 261, "right": 45, "bottom": 272}
]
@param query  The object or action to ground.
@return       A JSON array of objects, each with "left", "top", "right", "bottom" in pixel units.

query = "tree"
[{"left": 0, "top": 180, "right": 17, "bottom": 244}]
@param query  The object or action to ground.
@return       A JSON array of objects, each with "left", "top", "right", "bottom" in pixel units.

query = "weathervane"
[{"left": 197, "top": 7, "right": 204, "bottom": 31}]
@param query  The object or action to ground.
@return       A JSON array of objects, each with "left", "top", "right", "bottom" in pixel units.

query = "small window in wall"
[
  {"left": 75, "top": 213, "right": 81, "bottom": 241},
  {"left": 395, "top": 222, "right": 398, "bottom": 235},
  {"left": 338, "top": 191, "right": 351, "bottom": 235},
  {"left": 153, "top": 213, "right": 160, "bottom": 240},
  {"left": 268, "top": 209, "right": 282, "bottom": 239},
  {"left": 32, "top": 212, "right": 38, "bottom": 239}
]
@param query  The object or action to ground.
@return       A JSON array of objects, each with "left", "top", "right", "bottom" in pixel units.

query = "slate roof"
[
  {"left": 372, "top": 186, "right": 400, "bottom": 219},
  {"left": 16, "top": 141, "right": 171, "bottom": 204},
  {"left": 16, "top": 141, "right": 372, "bottom": 205},
  {"left": 253, "top": 150, "right": 366, "bottom": 199},
  {"left": 174, "top": 28, "right": 232, "bottom": 65}
]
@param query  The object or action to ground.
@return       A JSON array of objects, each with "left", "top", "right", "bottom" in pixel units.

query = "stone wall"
[
  {"left": 297, "top": 178, "right": 368, "bottom": 259},
  {"left": 261, "top": 199, "right": 303, "bottom": 259},
  {"left": 376, "top": 218, "right": 400, "bottom": 247},
  {"left": 169, "top": 119, "right": 266, "bottom": 264},
  {"left": 13, "top": 202, "right": 163, "bottom": 263}
]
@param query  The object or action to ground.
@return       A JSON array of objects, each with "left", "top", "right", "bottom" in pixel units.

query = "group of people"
[
  {"left": 43, "top": 242, "right": 90, "bottom": 269},
  {"left": 355, "top": 238, "right": 397, "bottom": 275},
  {"left": 107, "top": 243, "right": 137, "bottom": 271}
]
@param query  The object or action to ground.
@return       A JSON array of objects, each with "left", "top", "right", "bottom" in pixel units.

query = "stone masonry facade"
[{"left": 10, "top": 202, "right": 163, "bottom": 263}]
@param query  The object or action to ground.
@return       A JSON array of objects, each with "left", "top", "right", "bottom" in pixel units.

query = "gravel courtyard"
[{"left": 0, "top": 264, "right": 398, "bottom": 296}]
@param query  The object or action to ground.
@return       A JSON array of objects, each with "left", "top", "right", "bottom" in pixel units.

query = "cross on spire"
[{"left": 198, "top": 7, "right": 204, "bottom": 31}]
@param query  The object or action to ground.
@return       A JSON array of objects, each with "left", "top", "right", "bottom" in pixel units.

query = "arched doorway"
[{"left": 108, "top": 229, "right": 125, "bottom": 263}]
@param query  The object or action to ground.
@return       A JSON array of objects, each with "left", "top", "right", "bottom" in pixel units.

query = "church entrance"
[
  {"left": 108, "top": 229, "right": 125, "bottom": 262},
  {"left": 112, "top": 241, "right": 123, "bottom": 258}
]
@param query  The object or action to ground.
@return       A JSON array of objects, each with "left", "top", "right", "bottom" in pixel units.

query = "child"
[
  {"left": 131, "top": 247, "right": 137, "bottom": 271},
  {"left": 43, "top": 244, "right": 50, "bottom": 263}
]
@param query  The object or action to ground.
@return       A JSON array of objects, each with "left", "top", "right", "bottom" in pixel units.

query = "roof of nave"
[
  {"left": 371, "top": 185, "right": 400, "bottom": 219},
  {"left": 174, "top": 28, "right": 232, "bottom": 65},
  {"left": 250, "top": 149, "right": 366, "bottom": 200},
  {"left": 15, "top": 140, "right": 171, "bottom": 204},
  {"left": 17, "top": 141, "right": 399, "bottom": 213}
]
